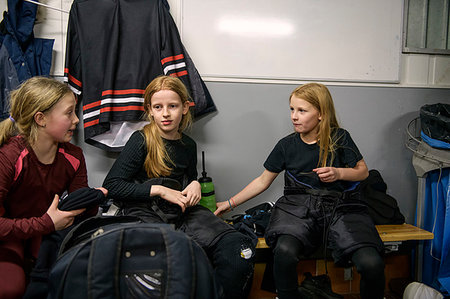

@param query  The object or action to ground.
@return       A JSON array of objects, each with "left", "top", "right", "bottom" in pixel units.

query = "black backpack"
[
  {"left": 359, "top": 170, "right": 406, "bottom": 225},
  {"left": 47, "top": 216, "right": 221, "bottom": 299}
]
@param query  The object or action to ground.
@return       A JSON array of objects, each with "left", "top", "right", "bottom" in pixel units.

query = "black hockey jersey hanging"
[{"left": 64, "top": 0, "right": 216, "bottom": 151}]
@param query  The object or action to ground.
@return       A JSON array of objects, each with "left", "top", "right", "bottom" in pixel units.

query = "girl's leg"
[
  {"left": 0, "top": 260, "right": 26, "bottom": 299},
  {"left": 273, "top": 235, "right": 304, "bottom": 299},
  {"left": 351, "top": 246, "right": 385, "bottom": 299},
  {"left": 0, "top": 244, "right": 27, "bottom": 299},
  {"left": 209, "top": 231, "right": 255, "bottom": 299}
]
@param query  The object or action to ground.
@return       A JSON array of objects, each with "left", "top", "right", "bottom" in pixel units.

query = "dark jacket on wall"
[
  {"left": 0, "top": 0, "right": 54, "bottom": 120},
  {"left": 64, "top": 0, "right": 216, "bottom": 151}
]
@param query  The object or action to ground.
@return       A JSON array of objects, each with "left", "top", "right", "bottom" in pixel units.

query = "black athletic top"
[
  {"left": 103, "top": 130, "right": 197, "bottom": 201},
  {"left": 264, "top": 128, "right": 363, "bottom": 191}
]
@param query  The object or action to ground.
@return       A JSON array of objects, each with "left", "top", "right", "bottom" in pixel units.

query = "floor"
[
  {"left": 249, "top": 253, "right": 412, "bottom": 299},
  {"left": 255, "top": 291, "right": 401, "bottom": 299},
  {"left": 343, "top": 292, "right": 401, "bottom": 299}
]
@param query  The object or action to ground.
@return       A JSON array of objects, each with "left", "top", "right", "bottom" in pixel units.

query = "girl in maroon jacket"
[{"left": 0, "top": 77, "right": 104, "bottom": 298}]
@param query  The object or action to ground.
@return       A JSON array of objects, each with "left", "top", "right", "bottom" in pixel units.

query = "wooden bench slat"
[
  {"left": 256, "top": 224, "right": 434, "bottom": 249},
  {"left": 376, "top": 223, "right": 434, "bottom": 242}
]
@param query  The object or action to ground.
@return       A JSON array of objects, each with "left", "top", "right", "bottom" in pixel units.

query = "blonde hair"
[
  {"left": 290, "top": 83, "right": 340, "bottom": 167},
  {"left": 0, "top": 76, "right": 73, "bottom": 146},
  {"left": 142, "top": 76, "right": 192, "bottom": 178}
]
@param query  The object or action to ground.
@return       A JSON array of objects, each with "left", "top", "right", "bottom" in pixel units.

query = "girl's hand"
[
  {"left": 181, "top": 181, "right": 201, "bottom": 207},
  {"left": 313, "top": 167, "right": 341, "bottom": 183},
  {"left": 46, "top": 195, "right": 86, "bottom": 231},
  {"left": 214, "top": 200, "right": 232, "bottom": 217},
  {"left": 95, "top": 187, "right": 108, "bottom": 197},
  {"left": 153, "top": 185, "right": 188, "bottom": 212}
]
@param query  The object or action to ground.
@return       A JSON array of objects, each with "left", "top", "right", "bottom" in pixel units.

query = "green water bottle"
[{"left": 198, "top": 151, "right": 216, "bottom": 212}]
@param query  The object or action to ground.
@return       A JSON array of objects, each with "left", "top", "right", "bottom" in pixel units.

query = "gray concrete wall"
[{"left": 75, "top": 82, "right": 450, "bottom": 223}]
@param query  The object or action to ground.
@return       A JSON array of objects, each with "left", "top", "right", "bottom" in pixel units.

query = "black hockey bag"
[
  {"left": 359, "top": 170, "right": 405, "bottom": 225},
  {"left": 47, "top": 216, "right": 221, "bottom": 299}
]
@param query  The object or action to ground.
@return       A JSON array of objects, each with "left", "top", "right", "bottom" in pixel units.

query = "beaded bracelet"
[
  {"left": 230, "top": 198, "right": 237, "bottom": 208},
  {"left": 227, "top": 199, "right": 234, "bottom": 211}
]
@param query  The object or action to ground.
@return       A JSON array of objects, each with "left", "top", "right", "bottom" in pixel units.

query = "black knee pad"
[
  {"left": 214, "top": 231, "right": 255, "bottom": 269},
  {"left": 211, "top": 232, "right": 255, "bottom": 299},
  {"left": 273, "top": 235, "right": 304, "bottom": 264}
]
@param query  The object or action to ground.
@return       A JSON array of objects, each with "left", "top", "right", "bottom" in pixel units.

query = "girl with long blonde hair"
[
  {"left": 103, "top": 75, "right": 255, "bottom": 299},
  {"left": 216, "top": 83, "right": 385, "bottom": 299}
]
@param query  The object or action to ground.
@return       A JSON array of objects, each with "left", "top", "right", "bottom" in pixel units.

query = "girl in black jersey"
[
  {"left": 215, "top": 83, "right": 385, "bottom": 299},
  {"left": 103, "top": 76, "right": 255, "bottom": 299}
]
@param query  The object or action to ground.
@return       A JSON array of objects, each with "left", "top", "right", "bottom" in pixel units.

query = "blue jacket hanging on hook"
[{"left": 0, "top": 0, "right": 54, "bottom": 119}]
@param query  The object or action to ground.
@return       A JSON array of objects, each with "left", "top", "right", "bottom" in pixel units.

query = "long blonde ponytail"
[{"left": 0, "top": 117, "right": 16, "bottom": 146}]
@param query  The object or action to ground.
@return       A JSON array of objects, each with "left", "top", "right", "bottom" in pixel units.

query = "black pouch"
[
  {"left": 226, "top": 202, "right": 274, "bottom": 237},
  {"left": 58, "top": 187, "right": 106, "bottom": 211}
]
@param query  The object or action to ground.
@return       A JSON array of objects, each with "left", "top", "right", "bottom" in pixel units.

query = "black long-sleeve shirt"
[{"left": 103, "top": 130, "right": 197, "bottom": 201}]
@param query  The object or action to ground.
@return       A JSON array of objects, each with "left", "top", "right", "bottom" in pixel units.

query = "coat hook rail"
[{"left": 23, "top": 0, "right": 69, "bottom": 14}]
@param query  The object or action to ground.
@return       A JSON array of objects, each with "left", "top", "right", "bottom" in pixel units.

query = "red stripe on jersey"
[
  {"left": 102, "top": 89, "right": 145, "bottom": 96},
  {"left": 67, "top": 73, "right": 82, "bottom": 88},
  {"left": 14, "top": 148, "right": 29, "bottom": 182},
  {"left": 100, "top": 106, "right": 145, "bottom": 112},
  {"left": 83, "top": 101, "right": 102, "bottom": 111},
  {"left": 58, "top": 148, "right": 80, "bottom": 171},
  {"left": 84, "top": 119, "right": 99, "bottom": 128},
  {"left": 169, "top": 70, "right": 188, "bottom": 77},
  {"left": 161, "top": 54, "right": 184, "bottom": 65}
]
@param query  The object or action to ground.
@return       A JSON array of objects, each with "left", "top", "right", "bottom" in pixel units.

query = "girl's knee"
[
  {"left": 212, "top": 232, "right": 255, "bottom": 299},
  {"left": 213, "top": 232, "right": 255, "bottom": 271},
  {"left": 0, "top": 286, "right": 25, "bottom": 299},
  {"left": 273, "top": 236, "right": 303, "bottom": 263},
  {"left": 353, "top": 250, "right": 384, "bottom": 275},
  {"left": 0, "top": 262, "right": 26, "bottom": 299}
]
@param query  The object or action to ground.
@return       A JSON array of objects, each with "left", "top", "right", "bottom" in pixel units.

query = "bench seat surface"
[{"left": 256, "top": 224, "right": 434, "bottom": 248}]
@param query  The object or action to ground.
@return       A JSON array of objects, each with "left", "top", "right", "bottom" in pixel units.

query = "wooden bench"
[
  {"left": 255, "top": 223, "right": 434, "bottom": 249},
  {"left": 249, "top": 224, "right": 434, "bottom": 299}
]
